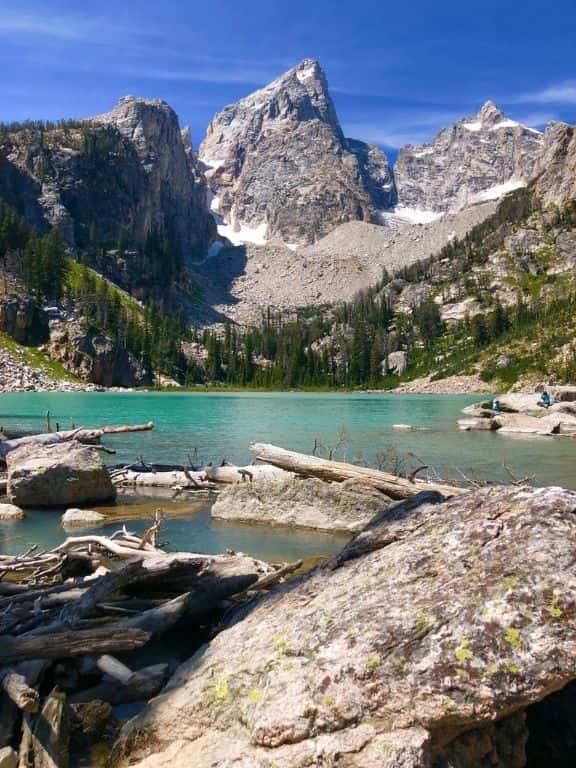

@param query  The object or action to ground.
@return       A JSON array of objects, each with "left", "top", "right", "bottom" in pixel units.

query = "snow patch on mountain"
[{"left": 471, "top": 179, "right": 526, "bottom": 202}]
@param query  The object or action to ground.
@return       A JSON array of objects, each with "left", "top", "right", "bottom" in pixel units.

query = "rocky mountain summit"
[
  {"left": 394, "top": 101, "right": 544, "bottom": 214},
  {"left": 119, "top": 485, "right": 576, "bottom": 767},
  {"left": 199, "top": 59, "right": 395, "bottom": 246},
  {"left": 0, "top": 96, "right": 215, "bottom": 262}
]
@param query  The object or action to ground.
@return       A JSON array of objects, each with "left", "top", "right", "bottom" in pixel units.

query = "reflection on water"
[
  {"left": 0, "top": 492, "right": 349, "bottom": 562},
  {"left": 2, "top": 390, "right": 576, "bottom": 558}
]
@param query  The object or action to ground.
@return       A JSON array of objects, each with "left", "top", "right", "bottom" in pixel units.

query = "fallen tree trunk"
[
  {"left": 0, "top": 422, "right": 154, "bottom": 459},
  {"left": 112, "top": 469, "right": 215, "bottom": 490},
  {"left": 249, "top": 442, "right": 464, "bottom": 499},
  {"left": 70, "top": 662, "right": 169, "bottom": 706},
  {"left": 204, "top": 464, "right": 294, "bottom": 484},
  {"left": 0, "top": 628, "right": 149, "bottom": 664},
  {"left": 26, "top": 688, "right": 69, "bottom": 768}
]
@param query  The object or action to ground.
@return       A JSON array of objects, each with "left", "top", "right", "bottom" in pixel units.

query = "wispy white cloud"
[
  {"left": 514, "top": 82, "right": 576, "bottom": 105},
  {"left": 0, "top": 9, "right": 109, "bottom": 41},
  {"left": 117, "top": 63, "right": 278, "bottom": 86}
]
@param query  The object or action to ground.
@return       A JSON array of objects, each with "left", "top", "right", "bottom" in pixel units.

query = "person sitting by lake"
[
  {"left": 492, "top": 399, "right": 502, "bottom": 413},
  {"left": 537, "top": 391, "right": 552, "bottom": 408}
]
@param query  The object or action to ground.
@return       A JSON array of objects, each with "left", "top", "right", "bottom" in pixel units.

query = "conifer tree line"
[{"left": 2, "top": 190, "right": 576, "bottom": 388}]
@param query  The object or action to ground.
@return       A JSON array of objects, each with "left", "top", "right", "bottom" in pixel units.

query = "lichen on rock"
[{"left": 117, "top": 485, "right": 576, "bottom": 767}]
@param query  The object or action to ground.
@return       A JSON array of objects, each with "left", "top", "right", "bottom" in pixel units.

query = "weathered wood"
[
  {"left": 248, "top": 560, "right": 303, "bottom": 592},
  {"left": 70, "top": 663, "right": 169, "bottom": 706},
  {"left": 204, "top": 463, "right": 293, "bottom": 484},
  {"left": 28, "top": 688, "right": 69, "bottom": 768},
  {"left": 0, "top": 422, "right": 154, "bottom": 459},
  {"left": 115, "top": 592, "right": 190, "bottom": 636},
  {"left": 249, "top": 442, "right": 464, "bottom": 499},
  {"left": 0, "top": 628, "right": 149, "bottom": 664},
  {"left": 96, "top": 655, "right": 133, "bottom": 685},
  {"left": 0, "top": 669, "right": 39, "bottom": 713},
  {"left": 26, "top": 561, "right": 144, "bottom": 636},
  {"left": 112, "top": 469, "right": 214, "bottom": 489}
]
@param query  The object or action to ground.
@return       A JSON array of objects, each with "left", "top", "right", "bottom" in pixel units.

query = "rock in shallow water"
[
  {"left": 211, "top": 478, "right": 389, "bottom": 532},
  {"left": 118, "top": 485, "right": 576, "bottom": 767},
  {"left": 7, "top": 441, "right": 116, "bottom": 508},
  {"left": 61, "top": 508, "right": 106, "bottom": 527},
  {"left": 0, "top": 502, "right": 24, "bottom": 520}
]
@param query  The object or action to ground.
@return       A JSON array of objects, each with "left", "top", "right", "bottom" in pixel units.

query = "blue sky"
[{"left": 1, "top": 0, "right": 575, "bottom": 156}]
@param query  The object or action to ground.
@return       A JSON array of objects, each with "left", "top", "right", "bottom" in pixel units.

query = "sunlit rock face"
[
  {"left": 119, "top": 485, "right": 576, "bottom": 768},
  {"left": 199, "top": 59, "right": 394, "bottom": 246},
  {"left": 395, "top": 101, "right": 544, "bottom": 213}
]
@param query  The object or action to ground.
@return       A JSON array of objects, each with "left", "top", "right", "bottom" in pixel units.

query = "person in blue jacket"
[{"left": 537, "top": 391, "right": 552, "bottom": 408}]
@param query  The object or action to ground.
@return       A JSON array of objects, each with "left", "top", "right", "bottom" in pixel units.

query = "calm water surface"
[{"left": 1, "top": 391, "right": 575, "bottom": 558}]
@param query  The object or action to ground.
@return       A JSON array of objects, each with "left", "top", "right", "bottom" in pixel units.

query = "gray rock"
[
  {"left": 533, "top": 121, "right": 576, "bottom": 207},
  {"left": 199, "top": 59, "right": 390, "bottom": 245},
  {"left": 0, "top": 295, "right": 48, "bottom": 346},
  {"left": 504, "top": 228, "right": 542, "bottom": 254},
  {"left": 386, "top": 350, "right": 408, "bottom": 375},
  {"left": 211, "top": 478, "right": 388, "bottom": 532},
  {"left": 395, "top": 101, "right": 543, "bottom": 213},
  {"left": 49, "top": 321, "right": 152, "bottom": 388},
  {"left": 0, "top": 96, "right": 215, "bottom": 290},
  {"left": 118, "top": 485, "right": 576, "bottom": 768},
  {"left": 61, "top": 508, "right": 106, "bottom": 527},
  {"left": 0, "top": 503, "right": 24, "bottom": 520},
  {"left": 7, "top": 441, "right": 116, "bottom": 508}
]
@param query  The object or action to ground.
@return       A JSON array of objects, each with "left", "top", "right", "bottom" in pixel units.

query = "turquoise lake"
[{"left": 1, "top": 391, "right": 575, "bottom": 559}]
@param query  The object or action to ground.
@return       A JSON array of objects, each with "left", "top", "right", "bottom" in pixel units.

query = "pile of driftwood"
[{"left": 0, "top": 514, "right": 301, "bottom": 766}]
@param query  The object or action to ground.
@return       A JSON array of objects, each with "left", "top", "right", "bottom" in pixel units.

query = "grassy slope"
[{"left": 0, "top": 330, "right": 80, "bottom": 383}]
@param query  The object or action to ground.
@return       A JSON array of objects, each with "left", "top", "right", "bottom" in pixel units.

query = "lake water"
[{"left": 2, "top": 391, "right": 576, "bottom": 558}]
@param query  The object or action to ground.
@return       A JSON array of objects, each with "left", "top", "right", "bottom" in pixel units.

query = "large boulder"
[
  {"left": 7, "top": 441, "right": 116, "bottom": 508},
  {"left": 0, "top": 294, "right": 48, "bottom": 345},
  {"left": 211, "top": 478, "right": 389, "bottom": 532},
  {"left": 49, "top": 321, "right": 152, "bottom": 387},
  {"left": 118, "top": 486, "right": 576, "bottom": 767},
  {"left": 0, "top": 503, "right": 24, "bottom": 520}
]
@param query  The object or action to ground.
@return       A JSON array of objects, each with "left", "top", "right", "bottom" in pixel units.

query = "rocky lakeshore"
[
  {"left": 459, "top": 386, "right": 576, "bottom": 436},
  {"left": 3, "top": 415, "right": 576, "bottom": 766}
]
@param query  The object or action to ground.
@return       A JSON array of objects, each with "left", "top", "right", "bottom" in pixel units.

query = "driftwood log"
[
  {"left": 0, "top": 507, "right": 299, "bottom": 762},
  {"left": 249, "top": 442, "right": 464, "bottom": 499},
  {"left": 0, "top": 422, "right": 154, "bottom": 460}
]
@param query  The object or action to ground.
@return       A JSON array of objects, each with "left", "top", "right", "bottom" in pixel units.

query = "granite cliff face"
[
  {"left": 199, "top": 59, "right": 395, "bottom": 245},
  {"left": 533, "top": 121, "right": 576, "bottom": 207},
  {"left": 394, "top": 101, "right": 544, "bottom": 214},
  {"left": 0, "top": 97, "right": 215, "bottom": 262}
]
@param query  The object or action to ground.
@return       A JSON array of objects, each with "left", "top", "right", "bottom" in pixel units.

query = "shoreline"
[{"left": 1, "top": 375, "right": 491, "bottom": 396}]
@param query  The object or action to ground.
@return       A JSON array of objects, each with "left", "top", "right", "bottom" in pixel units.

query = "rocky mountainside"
[
  {"left": 534, "top": 121, "right": 576, "bottom": 207},
  {"left": 394, "top": 101, "right": 544, "bottom": 214},
  {"left": 196, "top": 200, "right": 498, "bottom": 324},
  {"left": 0, "top": 96, "right": 215, "bottom": 274},
  {"left": 199, "top": 59, "right": 395, "bottom": 246}
]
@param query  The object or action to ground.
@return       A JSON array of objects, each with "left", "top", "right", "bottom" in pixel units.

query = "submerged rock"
[
  {"left": 61, "top": 508, "right": 106, "bottom": 527},
  {"left": 118, "top": 485, "right": 576, "bottom": 767},
  {"left": 211, "top": 478, "right": 389, "bottom": 532},
  {"left": 7, "top": 441, "right": 116, "bottom": 508}
]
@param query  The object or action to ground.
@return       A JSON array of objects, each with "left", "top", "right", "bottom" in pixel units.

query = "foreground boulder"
[
  {"left": 118, "top": 486, "right": 576, "bottom": 767},
  {"left": 211, "top": 478, "right": 389, "bottom": 532},
  {"left": 0, "top": 502, "right": 24, "bottom": 520},
  {"left": 7, "top": 441, "right": 116, "bottom": 508}
]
